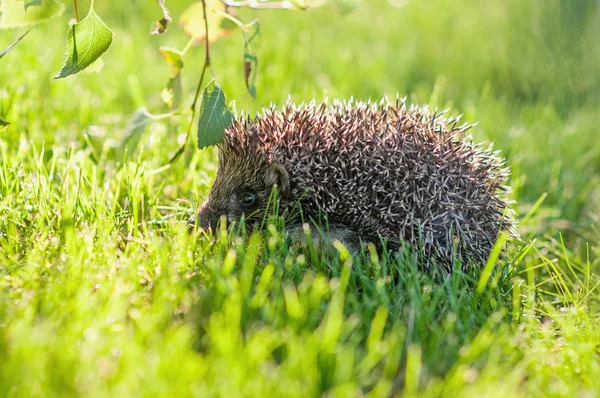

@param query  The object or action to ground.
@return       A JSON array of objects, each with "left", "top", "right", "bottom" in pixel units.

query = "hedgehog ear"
[{"left": 266, "top": 163, "right": 290, "bottom": 196}]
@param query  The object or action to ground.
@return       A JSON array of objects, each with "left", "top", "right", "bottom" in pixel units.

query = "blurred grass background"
[
  {"left": 1, "top": 0, "right": 600, "bottom": 396},
  {"left": 3, "top": 0, "right": 600, "bottom": 232}
]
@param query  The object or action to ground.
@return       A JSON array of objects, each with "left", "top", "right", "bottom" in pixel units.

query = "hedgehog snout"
[{"left": 188, "top": 201, "right": 222, "bottom": 231}]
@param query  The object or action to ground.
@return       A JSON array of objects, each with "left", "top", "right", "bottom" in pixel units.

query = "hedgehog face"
[{"left": 190, "top": 146, "right": 290, "bottom": 230}]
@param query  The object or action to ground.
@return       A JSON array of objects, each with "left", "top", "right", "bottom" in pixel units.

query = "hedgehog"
[{"left": 190, "top": 98, "right": 517, "bottom": 272}]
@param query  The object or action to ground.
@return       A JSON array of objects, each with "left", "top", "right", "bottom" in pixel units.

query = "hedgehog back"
[{"left": 225, "top": 100, "right": 514, "bottom": 270}]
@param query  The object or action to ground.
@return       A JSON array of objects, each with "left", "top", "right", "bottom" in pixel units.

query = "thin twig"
[
  {"left": 150, "top": 108, "right": 192, "bottom": 121},
  {"left": 220, "top": 0, "right": 296, "bottom": 9},
  {"left": 193, "top": 0, "right": 211, "bottom": 111},
  {"left": 167, "top": 0, "right": 212, "bottom": 165},
  {"left": 214, "top": 9, "right": 258, "bottom": 32},
  {"left": 167, "top": 64, "right": 208, "bottom": 164},
  {"left": 181, "top": 37, "right": 196, "bottom": 57},
  {"left": 191, "top": 62, "right": 209, "bottom": 113},
  {"left": 74, "top": 0, "right": 80, "bottom": 22}
]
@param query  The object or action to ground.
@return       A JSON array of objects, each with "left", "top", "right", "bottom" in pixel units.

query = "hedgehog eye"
[{"left": 240, "top": 191, "right": 258, "bottom": 208}]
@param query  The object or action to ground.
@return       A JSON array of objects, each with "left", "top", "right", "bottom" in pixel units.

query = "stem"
[
  {"left": 167, "top": 63, "right": 208, "bottom": 165},
  {"left": 191, "top": 63, "right": 209, "bottom": 112},
  {"left": 166, "top": 0, "right": 212, "bottom": 165},
  {"left": 201, "top": 0, "right": 211, "bottom": 72},
  {"left": 214, "top": 9, "right": 257, "bottom": 33},
  {"left": 74, "top": 0, "right": 80, "bottom": 22},
  {"left": 181, "top": 37, "right": 196, "bottom": 57},
  {"left": 221, "top": 0, "right": 295, "bottom": 9},
  {"left": 150, "top": 108, "right": 192, "bottom": 121}
]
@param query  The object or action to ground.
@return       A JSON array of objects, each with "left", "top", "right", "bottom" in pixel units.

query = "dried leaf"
[{"left": 152, "top": 0, "right": 172, "bottom": 35}]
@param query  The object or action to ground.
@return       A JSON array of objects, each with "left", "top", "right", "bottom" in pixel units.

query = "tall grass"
[{"left": 1, "top": 0, "right": 599, "bottom": 395}]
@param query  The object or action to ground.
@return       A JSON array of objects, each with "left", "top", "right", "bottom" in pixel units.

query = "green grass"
[{"left": 1, "top": 0, "right": 600, "bottom": 396}]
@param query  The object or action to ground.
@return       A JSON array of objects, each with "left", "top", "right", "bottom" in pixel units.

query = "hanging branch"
[
  {"left": 160, "top": 0, "right": 330, "bottom": 168},
  {"left": 167, "top": 0, "right": 212, "bottom": 165},
  {"left": 220, "top": 0, "right": 296, "bottom": 9}
]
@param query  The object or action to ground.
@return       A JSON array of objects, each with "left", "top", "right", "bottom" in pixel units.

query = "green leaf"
[
  {"left": 123, "top": 107, "right": 153, "bottom": 151},
  {"left": 116, "top": 107, "right": 154, "bottom": 161},
  {"left": 54, "top": 6, "right": 113, "bottom": 80},
  {"left": 0, "top": 28, "right": 29, "bottom": 59},
  {"left": 0, "top": 0, "right": 65, "bottom": 29},
  {"left": 24, "top": 1, "right": 42, "bottom": 11},
  {"left": 0, "top": 117, "right": 10, "bottom": 127},
  {"left": 197, "top": 80, "right": 233, "bottom": 149}
]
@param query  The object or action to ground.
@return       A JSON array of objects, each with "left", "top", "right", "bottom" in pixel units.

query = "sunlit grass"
[{"left": 1, "top": 0, "right": 599, "bottom": 396}]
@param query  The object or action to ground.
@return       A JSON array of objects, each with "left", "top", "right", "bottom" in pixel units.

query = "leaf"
[
  {"left": 243, "top": 21, "right": 260, "bottom": 98},
  {"left": 121, "top": 107, "right": 153, "bottom": 157},
  {"left": 152, "top": 0, "right": 172, "bottom": 34},
  {"left": 82, "top": 54, "right": 105, "bottom": 74},
  {"left": 197, "top": 80, "right": 233, "bottom": 149},
  {"left": 159, "top": 47, "right": 183, "bottom": 75},
  {"left": 0, "top": 28, "right": 29, "bottom": 59},
  {"left": 179, "top": 0, "right": 232, "bottom": 45},
  {"left": 24, "top": 1, "right": 42, "bottom": 11},
  {"left": 219, "top": 8, "right": 239, "bottom": 31},
  {"left": 152, "top": 17, "right": 169, "bottom": 35},
  {"left": 0, "top": 0, "right": 65, "bottom": 29},
  {"left": 161, "top": 74, "right": 182, "bottom": 109},
  {"left": 0, "top": 117, "right": 10, "bottom": 127},
  {"left": 54, "top": 5, "right": 113, "bottom": 80},
  {"left": 159, "top": 47, "right": 183, "bottom": 109},
  {"left": 327, "top": 0, "right": 359, "bottom": 15}
]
